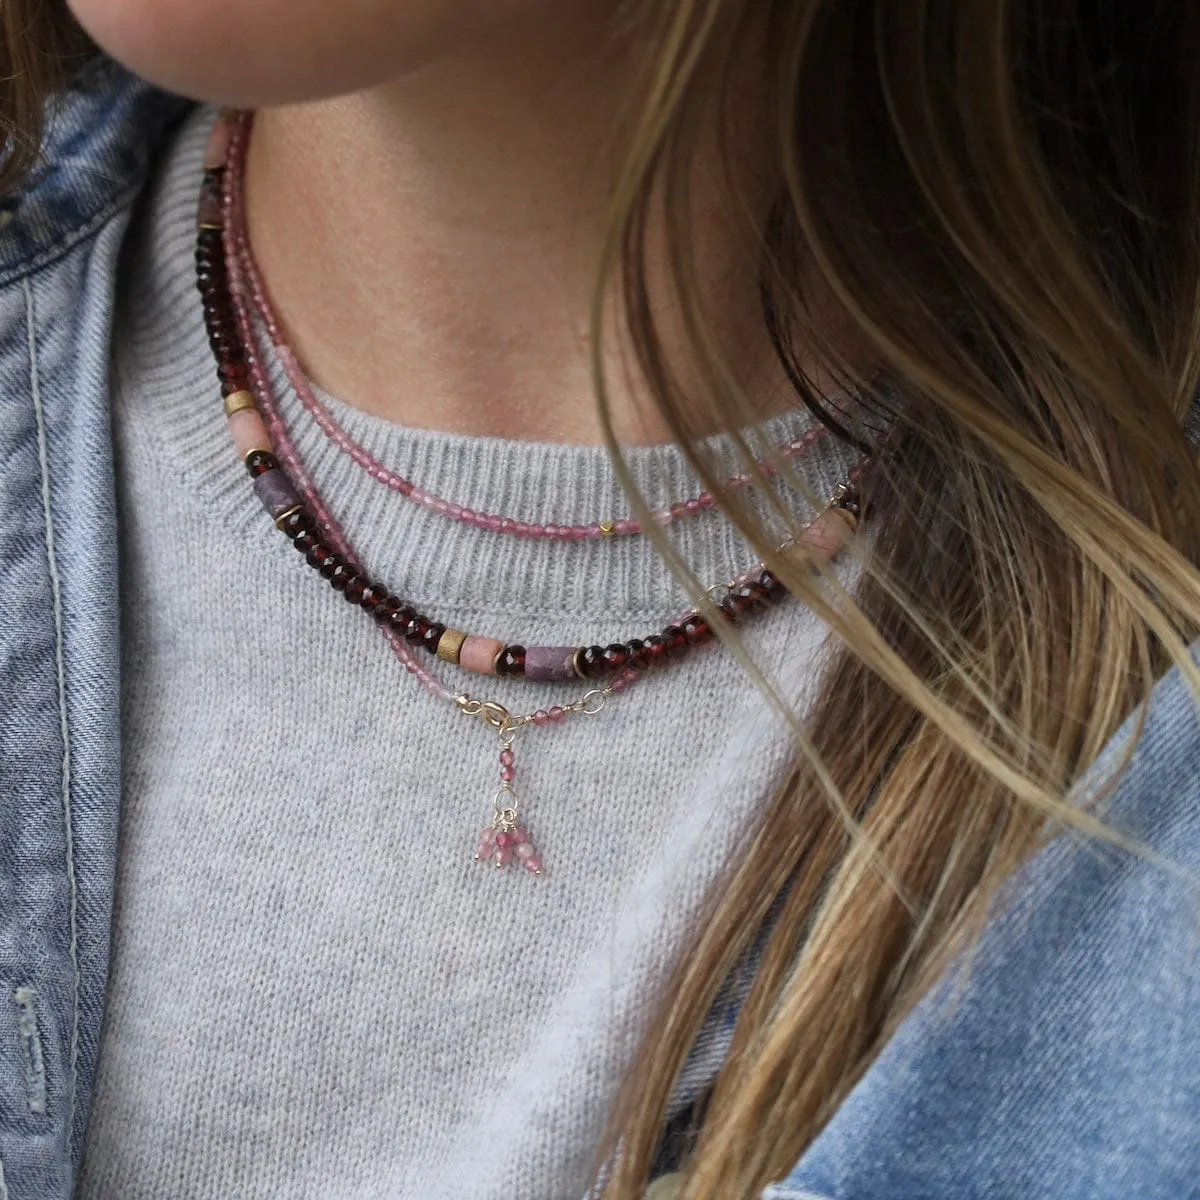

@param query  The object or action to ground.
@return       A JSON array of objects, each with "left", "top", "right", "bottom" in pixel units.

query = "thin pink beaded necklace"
[
  {"left": 211, "top": 111, "right": 866, "bottom": 878},
  {"left": 226, "top": 120, "right": 832, "bottom": 544}
]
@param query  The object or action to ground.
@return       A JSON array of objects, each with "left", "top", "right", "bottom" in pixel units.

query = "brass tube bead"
[{"left": 436, "top": 627, "right": 468, "bottom": 665}]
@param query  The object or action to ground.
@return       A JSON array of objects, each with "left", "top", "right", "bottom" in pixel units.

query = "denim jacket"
[{"left": 1, "top": 61, "right": 1198, "bottom": 1200}]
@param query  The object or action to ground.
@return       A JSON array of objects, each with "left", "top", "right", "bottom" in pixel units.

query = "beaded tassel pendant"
[{"left": 474, "top": 744, "right": 543, "bottom": 874}]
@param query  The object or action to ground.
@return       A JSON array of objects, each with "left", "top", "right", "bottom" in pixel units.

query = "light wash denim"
[{"left": 0, "top": 59, "right": 1197, "bottom": 1200}]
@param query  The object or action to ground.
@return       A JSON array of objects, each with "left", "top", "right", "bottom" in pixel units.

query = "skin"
[{"left": 67, "top": 0, "right": 806, "bottom": 444}]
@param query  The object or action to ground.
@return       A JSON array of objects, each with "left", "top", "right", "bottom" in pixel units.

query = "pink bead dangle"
[{"left": 473, "top": 732, "right": 543, "bottom": 875}]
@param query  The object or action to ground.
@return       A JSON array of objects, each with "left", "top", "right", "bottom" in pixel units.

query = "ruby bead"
[
  {"left": 548, "top": 706, "right": 566, "bottom": 723},
  {"left": 682, "top": 614, "right": 712, "bottom": 645},
  {"left": 245, "top": 449, "right": 278, "bottom": 477},
  {"left": 293, "top": 529, "right": 318, "bottom": 553},
  {"left": 495, "top": 645, "right": 526, "bottom": 677},
  {"left": 533, "top": 709, "right": 550, "bottom": 726},
  {"left": 601, "top": 643, "right": 628, "bottom": 672},
  {"left": 343, "top": 575, "right": 367, "bottom": 605},
  {"left": 662, "top": 625, "right": 689, "bottom": 658},
  {"left": 576, "top": 645, "right": 608, "bottom": 679},
  {"left": 420, "top": 622, "right": 446, "bottom": 653},
  {"left": 280, "top": 508, "right": 315, "bottom": 539},
  {"left": 328, "top": 562, "right": 358, "bottom": 592}
]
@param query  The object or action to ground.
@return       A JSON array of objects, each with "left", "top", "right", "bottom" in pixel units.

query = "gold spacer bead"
[
  {"left": 598, "top": 520, "right": 616, "bottom": 538},
  {"left": 436, "top": 627, "right": 468, "bottom": 665},
  {"left": 273, "top": 504, "right": 302, "bottom": 530},
  {"left": 572, "top": 646, "right": 589, "bottom": 679},
  {"left": 223, "top": 389, "right": 257, "bottom": 418},
  {"left": 197, "top": 222, "right": 223, "bottom": 232}
]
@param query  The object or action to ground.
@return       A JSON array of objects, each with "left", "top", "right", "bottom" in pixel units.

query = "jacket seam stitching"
[
  {"left": 0, "top": 181, "right": 140, "bottom": 289},
  {"left": 25, "top": 277, "right": 79, "bottom": 1145}
]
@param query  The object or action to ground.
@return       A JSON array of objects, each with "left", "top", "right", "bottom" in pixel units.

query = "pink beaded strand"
[{"left": 225, "top": 121, "right": 831, "bottom": 543}]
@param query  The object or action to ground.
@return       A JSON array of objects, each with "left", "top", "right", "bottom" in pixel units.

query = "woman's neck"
[{"left": 242, "top": 10, "right": 791, "bottom": 446}]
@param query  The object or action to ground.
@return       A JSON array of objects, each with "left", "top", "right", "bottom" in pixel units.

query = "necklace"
[
  {"left": 198, "top": 111, "right": 864, "bottom": 876},
  {"left": 224, "top": 112, "right": 833, "bottom": 543}
]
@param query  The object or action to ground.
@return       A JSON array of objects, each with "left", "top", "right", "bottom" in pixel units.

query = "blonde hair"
[{"left": 6, "top": 3, "right": 1200, "bottom": 1197}]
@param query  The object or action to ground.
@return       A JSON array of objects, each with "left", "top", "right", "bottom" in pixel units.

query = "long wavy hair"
[{"left": 6, "top": 3, "right": 1200, "bottom": 1197}]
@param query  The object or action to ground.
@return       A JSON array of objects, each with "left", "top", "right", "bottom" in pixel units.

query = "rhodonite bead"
[
  {"left": 252, "top": 468, "right": 300, "bottom": 519},
  {"left": 681, "top": 614, "right": 712, "bottom": 645},
  {"left": 662, "top": 625, "right": 689, "bottom": 658},
  {"left": 601, "top": 643, "right": 628, "bottom": 672},
  {"left": 524, "top": 645, "right": 577, "bottom": 682},
  {"left": 244, "top": 449, "right": 278, "bottom": 476},
  {"left": 460, "top": 636, "right": 504, "bottom": 675},
  {"left": 574, "top": 645, "right": 608, "bottom": 679},
  {"left": 494, "top": 645, "right": 526, "bottom": 676},
  {"left": 420, "top": 621, "right": 446, "bottom": 653}
]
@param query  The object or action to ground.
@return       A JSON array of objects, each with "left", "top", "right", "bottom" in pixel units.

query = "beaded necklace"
[
  {"left": 198, "top": 111, "right": 864, "bottom": 877},
  {"left": 225, "top": 121, "right": 833, "bottom": 543}
]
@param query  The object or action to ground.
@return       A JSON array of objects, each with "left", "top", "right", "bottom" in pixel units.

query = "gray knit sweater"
[{"left": 76, "top": 108, "right": 857, "bottom": 1200}]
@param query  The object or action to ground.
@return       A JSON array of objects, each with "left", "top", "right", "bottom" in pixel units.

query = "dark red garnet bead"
[
  {"left": 372, "top": 596, "right": 400, "bottom": 625},
  {"left": 662, "top": 625, "right": 689, "bottom": 658},
  {"left": 495, "top": 645, "right": 526, "bottom": 676},
  {"left": 293, "top": 529, "right": 318, "bottom": 554},
  {"left": 317, "top": 551, "right": 344, "bottom": 579},
  {"left": 601, "top": 643, "right": 628, "bottom": 672},
  {"left": 576, "top": 645, "right": 608, "bottom": 679},
  {"left": 642, "top": 634, "right": 667, "bottom": 666},
  {"left": 404, "top": 614, "right": 431, "bottom": 645},
  {"left": 343, "top": 575, "right": 368, "bottom": 605},
  {"left": 306, "top": 542, "right": 334, "bottom": 570},
  {"left": 624, "top": 639, "right": 649, "bottom": 671},
  {"left": 420, "top": 621, "right": 446, "bottom": 653},
  {"left": 358, "top": 581, "right": 388, "bottom": 612},
  {"left": 245, "top": 449, "right": 278, "bottom": 477},
  {"left": 758, "top": 569, "right": 787, "bottom": 603},
  {"left": 328, "top": 562, "right": 358, "bottom": 592},
  {"left": 280, "top": 508, "right": 316, "bottom": 539},
  {"left": 681, "top": 614, "right": 712, "bottom": 646},
  {"left": 388, "top": 605, "right": 417, "bottom": 637}
]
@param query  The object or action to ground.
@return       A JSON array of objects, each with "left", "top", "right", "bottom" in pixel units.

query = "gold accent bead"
[
  {"left": 436, "top": 627, "right": 468, "bottom": 665},
  {"left": 273, "top": 504, "right": 302, "bottom": 530},
  {"left": 197, "top": 222, "right": 223, "bottom": 232},
  {"left": 223, "top": 389, "right": 257, "bottom": 418},
  {"left": 598, "top": 520, "right": 616, "bottom": 538},
  {"left": 572, "top": 646, "right": 588, "bottom": 679}
]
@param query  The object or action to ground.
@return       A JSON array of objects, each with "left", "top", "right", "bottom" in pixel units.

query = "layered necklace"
[{"left": 196, "top": 112, "right": 865, "bottom": 877}]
